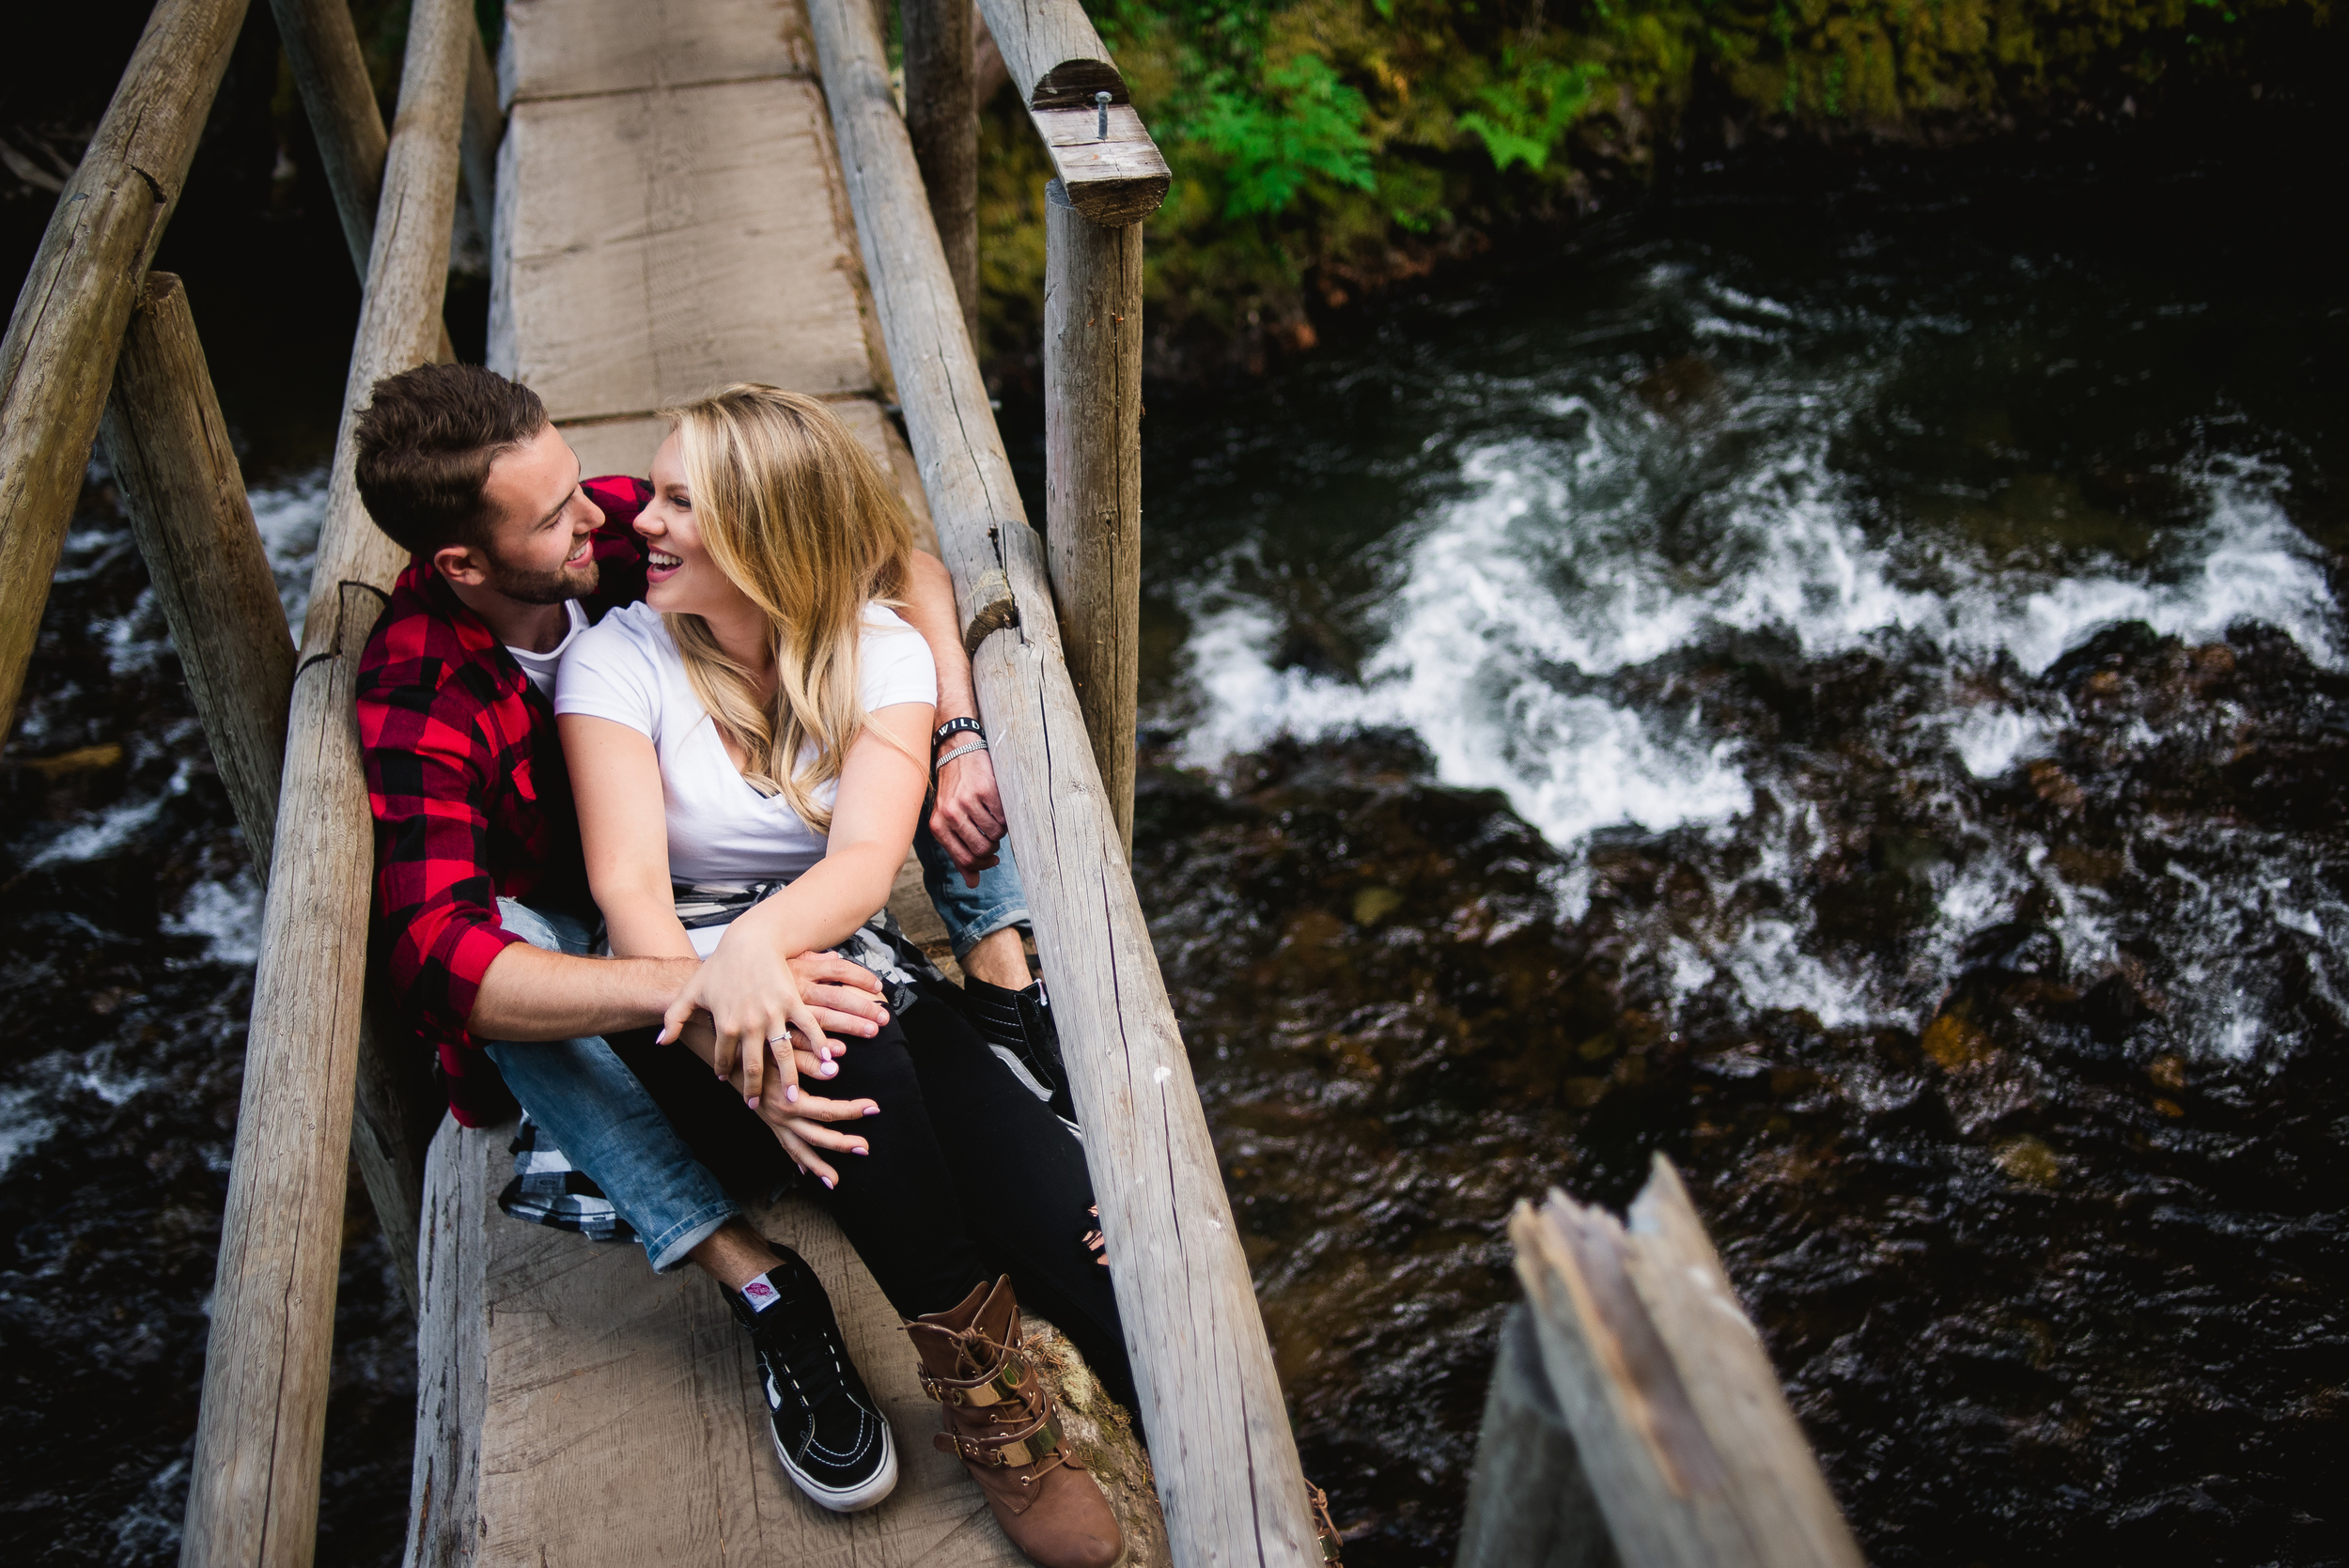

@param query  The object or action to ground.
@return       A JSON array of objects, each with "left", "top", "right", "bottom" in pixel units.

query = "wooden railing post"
[
  {"left": 1455, "top": 1302, "right": 1619, "bottom": 1568},
  {"left": 0, "top": 0, "right": 253, "bottom": 737},
  {"left": 901, "top": 0, "right": 979, "bottom": 347},
  {"left": 1042, "top": 179, "right": 1143, "bottom": 852},
  {"left": 268, "top": 0, "right": 388, "bottom": 279},
  {"left": 1498, "top": 1157, "right": 1867, "bottom": 1568},
  {"left": 99, "top": 273, "right": 298, "bottom": 890},
  {"left": 803, "top": 0, "right": 1317, "bottom": 1560},
  {"left": 177, "top": 0, "right": 472, "bottom": 1558},
  {"left": 270, "top": 0, "right": 472, "bottom": 365},
  {"left": 459, "top": 28, "right": 506, "bottom": 258}
]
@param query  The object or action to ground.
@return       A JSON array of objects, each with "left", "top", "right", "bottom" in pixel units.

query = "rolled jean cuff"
[
  {"left": 643, "top": 1201, "right": 740, "bottom": 1274},
  {"left": 914, "top": 822, "right": 1033, "bottom": 959}
]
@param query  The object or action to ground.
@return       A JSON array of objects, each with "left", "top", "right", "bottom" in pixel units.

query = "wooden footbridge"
[{"left": 0, "top": 2, "right": 1871, "bottom": 1565}]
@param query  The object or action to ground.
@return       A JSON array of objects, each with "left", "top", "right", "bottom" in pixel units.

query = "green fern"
[
  {"left": 1455, "top": 52, "right": 1603, "bottom": 173},
  {"left": 1189, "top": 54, "right": 1378, "bottom": 217}
]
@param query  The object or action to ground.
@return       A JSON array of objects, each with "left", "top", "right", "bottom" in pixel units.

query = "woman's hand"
[
  {"left": 745, "top": 1044, "right": 879, "bottom": 1189},
  {"left": 659, "top": 932, "right": 835, "bottom": 1109}
]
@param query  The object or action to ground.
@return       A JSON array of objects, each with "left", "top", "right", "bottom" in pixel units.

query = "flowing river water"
[{"left": 4, "top": 121, "right": 2343, "bottom": 1562}]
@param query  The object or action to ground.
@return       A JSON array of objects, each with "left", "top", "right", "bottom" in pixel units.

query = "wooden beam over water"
[
  {"left": 0, "top": 0, "right": 253, "bottom": 737},
  {"left": 178, "top": 0, "right": 474, "bottom": 1558},
  {"left": 1483, "top": 1157, "right": 1869, "bottom": 1568},
  {"left": 98, "top": 273, "right": 297, "bottom": 889},
  {"left": 803, "top": 0, "right": 1316, "bottom": 1560}
]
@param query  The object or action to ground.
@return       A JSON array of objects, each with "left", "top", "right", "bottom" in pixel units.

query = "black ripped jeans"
[{"left": 613, "top": 980, "right": 1136, "bottom": 1412}]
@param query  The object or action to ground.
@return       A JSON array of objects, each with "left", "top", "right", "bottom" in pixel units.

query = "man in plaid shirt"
[{"left": 352, "top": 364, "right": 1044, "bottom": 1513}]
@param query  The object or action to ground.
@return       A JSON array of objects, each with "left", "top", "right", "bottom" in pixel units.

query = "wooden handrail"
[
  {"left": 804, "top": 0, "right": 1317, "bottom": 1560},
  {"left": 0, "top": 0, "right": 253, "bottom": 737},
  {"left": 177, "top": 0, "right": 473, "bottom": 1559},
  {"left": 1489, "top": 1158, "right": 1868, "bottom": 1568},
  {"left": 973, "top": 0, "right": 1169, "bottom": 227}
]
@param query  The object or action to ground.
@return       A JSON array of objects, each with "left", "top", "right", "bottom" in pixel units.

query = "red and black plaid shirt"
[{"left": 356, "top": 475, "right": 650, "bottom": 1126}]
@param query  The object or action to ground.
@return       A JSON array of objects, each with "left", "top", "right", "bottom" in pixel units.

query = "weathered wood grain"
[
  {"left": 1028, "top": 105, "right": 1171, "bottom": 228},
  {"left": 401, "top": 1113, "right": 490, "bottom": 1568},
  {"left": 269, "top": 0, "right": 460, "bottom": 371},
  {"left": 972, "top": 0, "right": 1169, "bottom": 226},
  {"left": 805, "top": 0, "right": 1317, "bottom": 1559},
  {"left": 499, "top": 0, "right": 813, "bottom": 105},
  {"left": 902, "top": 0, "right": 979, "bottom": 348},
  {"left": 1505, "top": 1160, "right": 1867, "bottom": 1568},
  {"left": 1043, "top": 181, "right": 1143, "bottom": 853},
  {"left": 1455, "top": 1303, "right": 1621, "bottom": 1568},
  {"left": 98, "top": 273, "right": 296, "bottom": 888},
  {"left": 459, "top": 28, "right": 506, "bottom": 262},
  {"left": 178, "top": 0, "right": 474, "bottom": 1560},
  {"left": 410, "top": 1120, "right": 1028, "bottom": 1565},
  {"left": 1622, "top": 1159, "right": 1868, "bottom": 1568},
  {"left": 269, "top": 0, "right": 388, "bottom": 277},
  {"left": 972, "top": 0, "right": 1120, "bottom": 107},
  {"left": 489, "top": 75, "right": 876, "bottom": 420},
  {"left": 0, "top": 0, "right": 251, "bottom": 737}
]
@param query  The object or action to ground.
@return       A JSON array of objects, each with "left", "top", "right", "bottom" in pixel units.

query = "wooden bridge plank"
[
  {"left": 409, "top": 5, "right": 1160, "bottom": 1561},
  {"left": 490, "top": 74, "right": 875, "bottom": 423},
  {"left": 412, "top": 1121, "right": 1023, "bottom": 1566},
  {"left": 500, "top": 0, "right": 813, "bottom": 106}
]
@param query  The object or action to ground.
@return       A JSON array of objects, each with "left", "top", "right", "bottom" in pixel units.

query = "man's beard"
[{"left": 483, "top": 551, "right": 599, "bottom": 605}]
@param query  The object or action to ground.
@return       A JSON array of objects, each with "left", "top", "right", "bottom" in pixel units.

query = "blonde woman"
[{"left": 555, "top": 386, "right": 1124, "bottom": 1568}]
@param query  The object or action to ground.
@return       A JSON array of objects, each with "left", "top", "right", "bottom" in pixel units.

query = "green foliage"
[
  {"left": 1187, "top": 54, "right": 1379, "bottom": 214},
  {"left": 1456, "top": 51, "right": 1604, "bottom": 171},
  {"left": 978, "top": 0, "right": 2335, "bottom": 371}
]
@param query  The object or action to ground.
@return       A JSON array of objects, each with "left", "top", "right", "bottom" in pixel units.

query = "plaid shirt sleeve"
[{"left": 357, "top": 621, "right": 529, "bottom": 1047}]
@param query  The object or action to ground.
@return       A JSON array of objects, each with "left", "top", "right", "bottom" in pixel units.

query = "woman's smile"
[{"left": 646, "top": 547, "right": 684, "bottom": 582}]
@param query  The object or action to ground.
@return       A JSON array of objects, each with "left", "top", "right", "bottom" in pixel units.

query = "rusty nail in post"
[{"left": 1096, "top": 90, "right": 1111, "bottom": 139}]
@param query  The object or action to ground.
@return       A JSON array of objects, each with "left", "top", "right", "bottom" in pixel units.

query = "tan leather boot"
[{"left": 906, "top": 1277, "right": 1122, "bottom": 1568}]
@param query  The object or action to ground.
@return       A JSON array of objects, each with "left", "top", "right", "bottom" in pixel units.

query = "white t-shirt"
[
  {"left": 506, "top": 599, "right": 589, "bottom": 697},
  {"left": 553, "top": 600, "right": 935, "bottom": 953}
]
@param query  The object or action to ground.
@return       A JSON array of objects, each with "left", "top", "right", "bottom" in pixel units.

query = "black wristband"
[{"left": 933, "top": 716, "right": 985, "bottom": 751}]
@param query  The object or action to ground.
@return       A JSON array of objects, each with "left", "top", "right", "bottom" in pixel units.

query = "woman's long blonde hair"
[{"left": 661, "top": 384, "right": 916, "bottom": 835}]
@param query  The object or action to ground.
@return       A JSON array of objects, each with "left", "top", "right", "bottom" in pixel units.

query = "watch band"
[{"left": 933, "top": 716, "right": 985, "bottom": 751}]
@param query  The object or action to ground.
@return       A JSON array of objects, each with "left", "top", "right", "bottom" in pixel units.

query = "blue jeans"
[
  {"left": 915, "top": 823, "right": 1031, "bottom": 959},
  {"left": 482, "top": 898, "right": 739, "bottom": 1272}
]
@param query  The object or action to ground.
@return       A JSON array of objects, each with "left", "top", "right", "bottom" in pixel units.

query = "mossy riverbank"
[{"left": 975, "top": 0, "right": 2339, "bottom": 382}]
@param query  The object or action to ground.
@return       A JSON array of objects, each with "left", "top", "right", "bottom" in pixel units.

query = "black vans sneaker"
[
  {"left": 965, "top": 975, "right": 1081, "bottom": 1136},
  {"left": 729, "top": 1249, "right": 898, "bottom": 1512}
]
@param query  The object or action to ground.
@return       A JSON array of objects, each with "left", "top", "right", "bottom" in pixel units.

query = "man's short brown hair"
[{"left": 353, "top": 364, "right": 548, "bottom": 558}]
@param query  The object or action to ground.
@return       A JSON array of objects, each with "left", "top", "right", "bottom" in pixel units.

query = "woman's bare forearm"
[{"left": 717, "top": 842, "right": 903, "bottom": 963}]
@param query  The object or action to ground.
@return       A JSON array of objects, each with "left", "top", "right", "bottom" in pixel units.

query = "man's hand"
[
  {"left": 929, "top": 741, "right": 1008, "bottom": 886},
  {"left": 791, "top": 951, "right": 891, "bottom": 1039}
]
